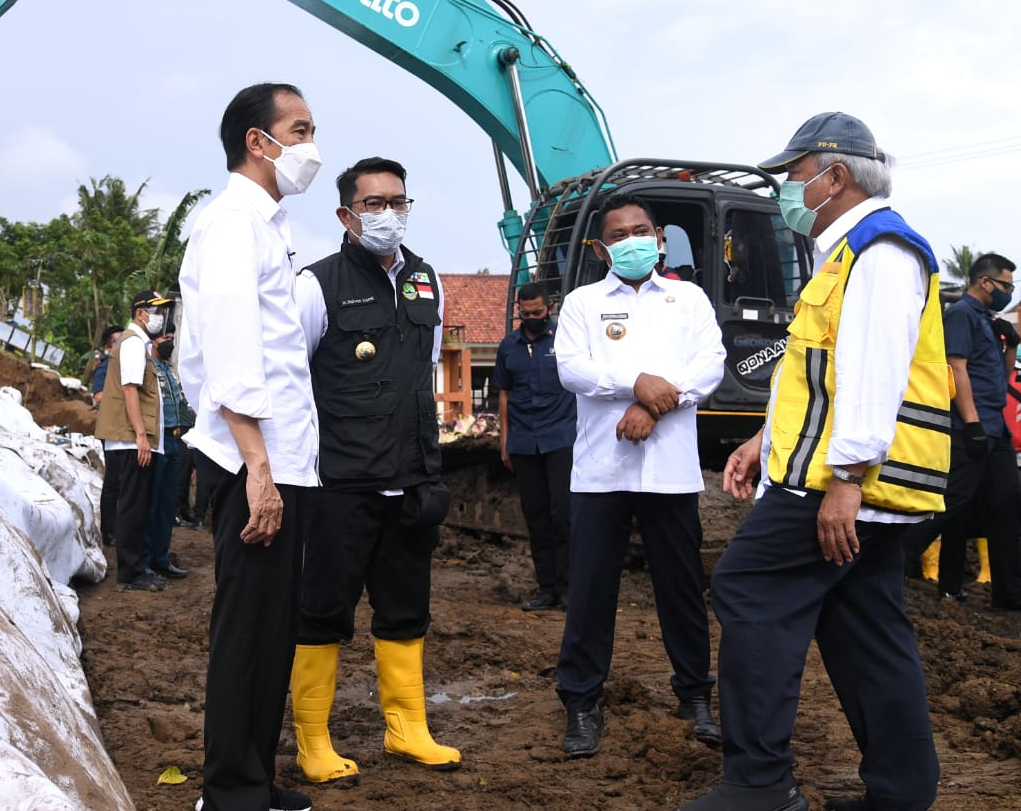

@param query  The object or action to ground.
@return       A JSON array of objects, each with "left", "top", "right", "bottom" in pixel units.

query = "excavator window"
[{"left": 721, "top": 208, "right": 804, "bottom": 308}]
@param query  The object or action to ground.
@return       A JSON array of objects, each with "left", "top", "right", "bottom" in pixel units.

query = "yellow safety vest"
[{"left": 767, "top": 215, "right": 950, "bottom": 514}]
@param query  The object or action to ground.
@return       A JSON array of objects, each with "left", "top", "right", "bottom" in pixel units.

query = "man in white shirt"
[
  {"left": 554, "top": 192, "right": 726, "bottom": 758},
  {"left": 177, "top": 83, "right": 322, "bottom": 811},
  {"left": 95, "top": 290, "right": 170, "bottom": 591},
  {"left": 679, "top": 113, "right": 948, "bottom": 811}
]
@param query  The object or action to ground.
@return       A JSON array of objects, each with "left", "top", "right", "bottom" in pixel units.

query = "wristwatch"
[{"left": 831, "top": 466, "right": 865, "bottom": 486}]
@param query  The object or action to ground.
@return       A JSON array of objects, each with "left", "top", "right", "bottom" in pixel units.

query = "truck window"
[{"left": 722, "top": 209, "right": 803, "bottom": 308}]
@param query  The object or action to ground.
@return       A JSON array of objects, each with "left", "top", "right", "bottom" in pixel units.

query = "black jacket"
[{"left": 307, "top": 239, "right": 442, "bottom": 490}]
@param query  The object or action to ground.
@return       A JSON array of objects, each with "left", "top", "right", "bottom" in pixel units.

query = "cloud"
[{"left": 0, "top": 125, "right": 85, "bottom": 187}]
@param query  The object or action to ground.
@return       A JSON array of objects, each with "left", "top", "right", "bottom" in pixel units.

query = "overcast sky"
[{"left": 1, "top": 0, "right": 1019, "bottom": 288}]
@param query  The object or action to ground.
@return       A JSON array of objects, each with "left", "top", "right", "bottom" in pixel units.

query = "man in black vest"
[{"left": 292, "top": 157, "right": 459, "bottom": 785}]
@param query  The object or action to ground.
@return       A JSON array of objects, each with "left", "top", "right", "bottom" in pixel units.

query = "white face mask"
[
  {"left": 356, "top": 209, "right": 408, "bottom": 256},
  {"left": 261, "top": 130, "right": 322, "bottom": 196},
  {"left": 145, "top": 312, "right": 165, "bottom": 336}
]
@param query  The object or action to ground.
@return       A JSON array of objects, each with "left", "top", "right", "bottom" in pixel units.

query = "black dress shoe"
[
  {"left": 825, "top": 798, "right": 870, "bottom": 811},
  {"left": 990, "top": 597, "right": 1021, "bottom": 611},
  {"left": 522, "top": 591, "right": 558, "bottom": 611},
  {"left": 677, "top": 774, "right": 808, "bottom": 811},
  {"left": 676, "top": 694, "right": 721, "bottom": 747},
  {"left": 562, "top": 705, "right": 604, "bottom": 757},
  {"left": 118, "top": 572, "right": 167, "bottom": 592},
  {"left": 152, "top": 563, "right": 189, "bottom": 578}
]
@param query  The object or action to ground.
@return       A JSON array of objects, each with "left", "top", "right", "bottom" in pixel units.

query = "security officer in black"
[{"left": 291, "top": 157, "right": 460, "bottom": 786}]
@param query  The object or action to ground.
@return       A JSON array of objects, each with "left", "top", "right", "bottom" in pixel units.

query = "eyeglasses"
[
  {"left": 984, "top": 276, "right": 1016, "bottom": 294},
  {"left": 349, "top": 196, "right": 414, "bottom": 213}
]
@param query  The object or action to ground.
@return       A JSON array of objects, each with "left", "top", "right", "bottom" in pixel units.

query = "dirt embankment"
[{"left": 0, "top": 350, "right": 96, "bottom": 434}]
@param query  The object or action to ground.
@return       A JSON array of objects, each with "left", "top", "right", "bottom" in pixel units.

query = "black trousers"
[
  {"left": 177, "top": 440, "right": 194, "bottom": 519},
  {"left": 196, "top": 454, "right": 309, "bottom": 811},
  {"left": 556, "top": 491, "right": 713, "bottom": 712},
  {"left": 108, "top": 448, "right": 157, "bottom": 584},
  {"left": 902, "top": 431, "right": 1021, "bottom": 601},
  {"left": 298, "top": 488, "right": 438, "bottom": 645},
  {"left": 511, "top": 447, "right": 572, "bottom": 596},
  {"left": 100, "top": 440, "right": 120, "bottom": 543},
  {"left": 713, "top": 487, "right": 938, "bottom": 810}
]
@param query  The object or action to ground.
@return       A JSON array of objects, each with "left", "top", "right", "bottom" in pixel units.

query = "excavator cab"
[{"left": 507, "top": 158, "right": 813, "bottom": 440}]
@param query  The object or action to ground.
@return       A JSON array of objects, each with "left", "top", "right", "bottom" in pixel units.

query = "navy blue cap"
[{"left": 759, "top": 112, "right": 885, "bottom": 173}]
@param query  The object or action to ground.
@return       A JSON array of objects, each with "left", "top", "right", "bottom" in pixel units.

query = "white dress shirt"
[
  {"left": 178, "top": 172, "right": 319, "bottom": 487},
  {"left": 555, "top": 272, "right": 725, "bottom": 494},
  {"left": 761, "top": 197, "right": 930, "bottom": 523},
  {"left": 294, "top": 246, "right": 445, "bottom": 363},
  {"left": 105, "top": 321, "right": 164, "bottom": 455}
]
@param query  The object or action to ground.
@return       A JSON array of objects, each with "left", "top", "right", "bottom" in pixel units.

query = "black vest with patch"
[{"left": 307, "top": 240, "right": 442, "bottom": 490}]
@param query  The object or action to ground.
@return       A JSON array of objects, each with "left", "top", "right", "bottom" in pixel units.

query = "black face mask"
[
  {"left": 521, "top": 315, "right": 549, "bottom": 336},
  {"left": 156, "top": 340, "right": 174, "bottom": 361}
]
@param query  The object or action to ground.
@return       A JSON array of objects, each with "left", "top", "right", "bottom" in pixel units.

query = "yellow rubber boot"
[
  {"left": 976, "top": 537, "right": 991, "bottom": 584},
  {"left": 374, "top": 637, "right": 461, "bottom": 770},
  {"left": 920, "top": 538, "right": 941, "bottom": 582},
  {"left": 290, "top": 643, "right": 359, "bottom": 784}
]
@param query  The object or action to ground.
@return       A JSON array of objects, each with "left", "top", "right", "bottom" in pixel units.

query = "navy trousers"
[
  {"left": 557, "top": 491, "right": 713, "bottom": 712},
  {"left": 712, "top": 487, "right": 939, "bottom": 811},
  {"left": 903, "top": 431, "right": 1021, "bottom": 601},
  {"left": 511, "top": 447, "right": 572, "bottom": 597},
  {"left": 143, "top": 433, "right": 180, "bottom": 570}
]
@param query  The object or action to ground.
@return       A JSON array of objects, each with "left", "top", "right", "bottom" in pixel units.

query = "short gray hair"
[{"left": 814, "top": 151, "right": 892, "bottom": 198}]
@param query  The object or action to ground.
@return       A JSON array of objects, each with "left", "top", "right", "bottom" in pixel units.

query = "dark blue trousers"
[
  {"left": 713, "top": 487, "right": 938, "bottom": 811},
  {"left": 557, "top": 491, "right": 713, "bottom": 712},
  {"left": 511, "top": 447, "right": 572, "bottom": 596},
  {"left": 143, "top": 433, "right": 180, "bottom": 570}
]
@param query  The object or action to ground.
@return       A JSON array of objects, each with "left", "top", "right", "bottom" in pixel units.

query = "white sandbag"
[{"left": 0, "top": 610, "right": 134, "bottom": 811}]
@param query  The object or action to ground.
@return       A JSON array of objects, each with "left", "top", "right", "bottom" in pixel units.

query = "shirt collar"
[
  {"left": 813, "top": 196, "right": 890, "bottom": 265},
  {"left": 126, "top": 321, "right": 151, "bottom": 344},
  {"left": 602, "top": 269, "right": 669, "bottom": 294},
  {"left": 227, "top": 172, "right": 284, "bottom": 226},
  {"left": 962, "top": 291, "right": 993, "bottom": 316}
]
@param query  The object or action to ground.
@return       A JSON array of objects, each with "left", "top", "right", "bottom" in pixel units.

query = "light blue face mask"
[
  {"left": 605, "top": 235, "right": 660, "bottom": 280},
  {"left": 778, "top": 167, "right": 833, "bottom": 236}
]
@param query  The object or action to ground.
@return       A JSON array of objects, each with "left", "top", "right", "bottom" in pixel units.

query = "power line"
[{"left": 896, "top": 137, "right": 1021, "bottom": 170}]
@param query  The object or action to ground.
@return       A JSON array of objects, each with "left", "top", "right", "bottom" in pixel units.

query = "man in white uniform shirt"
[
  {"left": 177, "top": 83, "right": 322, "bottom": 811},
  {"left": 554, "top": 192, "right": 726, "bottom": 758}
]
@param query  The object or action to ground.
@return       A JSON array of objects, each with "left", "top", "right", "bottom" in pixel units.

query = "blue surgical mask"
[
  {"left": 778, "top": 167, "right": 832, "bottom": 236},
  {"left": 989, "top": 286, "right": 1013, "bottom": 312},
  {"left": 605, "top": 235, "right": 660, "bottom": 281}
]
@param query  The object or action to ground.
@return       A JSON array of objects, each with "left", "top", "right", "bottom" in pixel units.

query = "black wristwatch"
[{"left": 832, "top": 466, "right": 865, "bottom": 486}]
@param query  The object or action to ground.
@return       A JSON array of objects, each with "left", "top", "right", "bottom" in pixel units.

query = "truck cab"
[{"left": 508, "top": 158, "right": 813, "bottom": 438}]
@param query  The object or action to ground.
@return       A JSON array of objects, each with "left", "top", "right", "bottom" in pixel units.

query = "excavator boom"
[{"left": 286, "top": 0, "right": 616, "bottom": 192}]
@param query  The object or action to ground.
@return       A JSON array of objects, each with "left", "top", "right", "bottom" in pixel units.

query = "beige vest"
[{"left": 94, "top": 329, "right": 162, "bottom": 446}]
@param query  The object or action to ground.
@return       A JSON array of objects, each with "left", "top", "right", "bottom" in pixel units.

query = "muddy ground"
[{"left": 74, "top": 464, "right": 1021, "bottom": 811}]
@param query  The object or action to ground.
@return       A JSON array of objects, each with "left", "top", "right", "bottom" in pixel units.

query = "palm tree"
[
  {"left": 942, "top": 245, "right": 980, "bottom": 283},
  {"left": 128, "top": 187, "right": 210, "bottom": 294}
]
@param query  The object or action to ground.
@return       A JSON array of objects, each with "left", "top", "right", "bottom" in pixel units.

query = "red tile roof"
[{"left": 440, "top": 274, "right": 510, "bottom": 346}]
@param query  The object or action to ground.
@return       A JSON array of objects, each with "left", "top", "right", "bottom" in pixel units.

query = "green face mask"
[
  {"left": 605, "top": 235, "right": 660, "bottom": 281},
  {"left": 778, "top": 167, "right": 832, "bottom": 236}
]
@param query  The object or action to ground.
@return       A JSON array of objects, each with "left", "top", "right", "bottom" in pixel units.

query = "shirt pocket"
[
  {"left": 787, "top": 266, "right": 842, "bottom": 346},
  {"left": 319, "top": 382, "right": 400, "bottom": 481}
]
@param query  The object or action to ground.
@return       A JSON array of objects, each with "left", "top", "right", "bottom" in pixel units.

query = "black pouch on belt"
[{"left": 399, "top": 481, "right": 452, "bottom": 528}]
